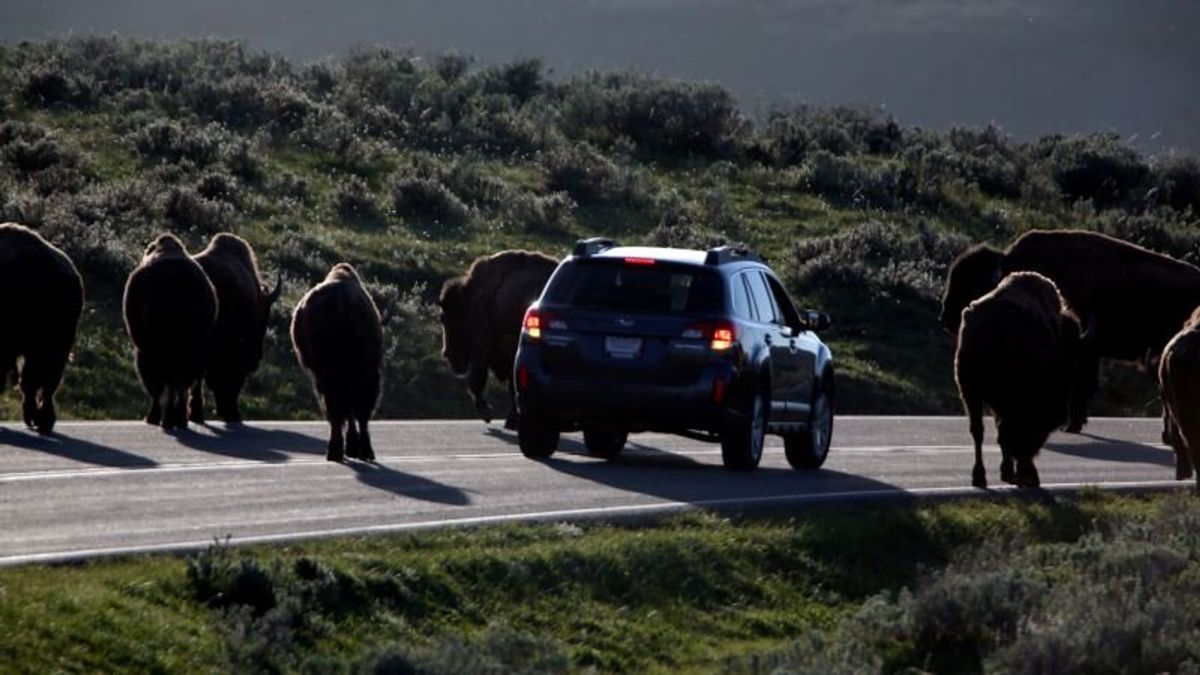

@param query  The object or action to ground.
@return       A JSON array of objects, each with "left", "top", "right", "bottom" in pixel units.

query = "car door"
[
  {"left": 765, "top": 274, "right": 817, "bottom": 419},
  {"left": 745, "top": 270, "right": 800, "bottom": 423}
]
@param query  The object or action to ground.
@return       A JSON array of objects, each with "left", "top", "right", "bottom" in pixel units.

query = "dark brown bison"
[
  {"left": 941, "top": 229, "right": 1200, "bottom": 432},
  {"left": 438, "top": 250, "right": 557, "bottom": 427},
  {"left": 955, "top": 272, "right": 1084, "bottom": 489},
  {"left": 124, "top": 234, "right": 218, "bottom": 430},
  {"left": 1158, "top": 306, "right": 1200, "bottom": 491},
  {"left": 188, "top": 233, "right": 282, "bottom": 424},
  {"left": 291, "top": 263, "right": 383, "bottom": 462},
  {"left": 0, "top": 223, "right": 84, "bottom": 433}
]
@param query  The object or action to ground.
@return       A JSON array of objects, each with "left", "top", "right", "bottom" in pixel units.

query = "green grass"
[{"left": 0, "top": 492, "right": 1189, "bottom": 674}]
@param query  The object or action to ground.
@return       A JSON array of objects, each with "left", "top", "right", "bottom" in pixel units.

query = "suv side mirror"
[{"left": 804, "top": 310, "right": 831, "bottom": 332}]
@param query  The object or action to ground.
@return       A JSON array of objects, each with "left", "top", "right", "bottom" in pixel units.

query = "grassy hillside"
[
  {"left": 1, "top": 37, "right": 1197, "bottom": 421},
  {"left": 1, "top": 493, "right": 1197, "bottom": 673}
]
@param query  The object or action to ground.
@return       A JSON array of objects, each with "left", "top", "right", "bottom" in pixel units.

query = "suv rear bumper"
[{"left": 515, "top": 354, "right": 739, "bottom": 434}]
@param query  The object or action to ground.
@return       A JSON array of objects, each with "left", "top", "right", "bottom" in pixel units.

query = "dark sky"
[{"left": 3, "top": 0, "right": 1197, "bottom": 154}]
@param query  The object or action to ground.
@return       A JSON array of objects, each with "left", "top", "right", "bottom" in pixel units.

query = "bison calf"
[
  {"left": 124, "top": 234, "right": 218, "bottom": 430},
  {"left": 0, "top": 223, "right": 84, "bottom": 433},
  {"left": 1158, "top": 307, "right": 1200, "bottom": 491},
  {"left": 189, "top": 233, "right": 281, "bottom": 424},
  {"left": 438, "top": 250, "right": 557, "bottom": 428},
  {"left": 955, "top": 272, "right": 1083, "bottom": 488},
  {"left": 291, "top": 264, "right": 383, "bottom": 462}
]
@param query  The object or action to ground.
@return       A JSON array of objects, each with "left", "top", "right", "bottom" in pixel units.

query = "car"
[{"left": 513, "top": 238, "right": 835, "bottom": 470}]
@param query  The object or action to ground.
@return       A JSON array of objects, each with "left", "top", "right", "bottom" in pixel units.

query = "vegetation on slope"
[
  {"left": 1, "top": 493, "right": 1197, "bottom": 673},
  {"left": 0, "top": 37, "right": 1197, "bottom": 420}
]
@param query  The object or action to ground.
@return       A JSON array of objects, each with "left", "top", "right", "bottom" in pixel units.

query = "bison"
[
  {"left": 437, "top": 250, "right": 557, "bottom": 427},
  {"left": 955, "top": 272, "right": 1084, "bottom": 489},
  {"left": 291, "top": 263, "right": 383, "bottom": 462},
  {"left": 941, "top": 229, "right": 1200, "bottom": 432},
  {"left": 1158, "top": 307, "right": 1200, "bottom": 491},
  {"left": 0, "top": 223, "right": 84, "bottom": 433},
  {"left": 188, "top": 233, "right": 282, "bottom": 424},
  {"left": 124, "top": 233, "right": 219, "bottom": 430}
]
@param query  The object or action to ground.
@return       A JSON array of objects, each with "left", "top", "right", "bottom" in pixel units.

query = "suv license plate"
[{"left": 605, "top": 336, "right": 643, "bottom": 359}]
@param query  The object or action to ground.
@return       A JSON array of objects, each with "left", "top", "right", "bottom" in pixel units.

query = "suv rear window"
[{"left": 544, "top": 259, "right": 724, "bottom": 313}]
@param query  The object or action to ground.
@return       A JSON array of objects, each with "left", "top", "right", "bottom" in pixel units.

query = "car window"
[
  {"left": 747, "top": 271, "right": 780, "bottom": 324},
  {"left": 730, "top": 273, "right": 754, "bottom": 320},
  {"left": 765, "top": 275, "right": 803, "bottom": 329},
  {"left": 544, "top": 260, "right": 724, "bottom": 313}
]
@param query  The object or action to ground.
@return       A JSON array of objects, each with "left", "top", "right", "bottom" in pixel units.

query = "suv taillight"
[
  {"left": 682, "top": 320, "right": 737, "bottom": 351},
  {"left": 523, "top": 307, "right": 543, "bottom": 339},
  {"left": 523, "top": 307, "right": 564, "bottom": 340}
]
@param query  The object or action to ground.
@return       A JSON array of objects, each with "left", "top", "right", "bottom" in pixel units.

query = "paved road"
[{"left": 0, "top": 417, "right": 1185, "bottom": 565}]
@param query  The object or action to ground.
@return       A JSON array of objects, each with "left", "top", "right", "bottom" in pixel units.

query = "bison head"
[
  {"left": 144, "top": 233, "right": 187, "bottom": 260},
  {"left": 940, "top": 244, "right": 1005, "bottom": 335},
  {"left": 437, "top": 277, "right": 471, "bottom": 376}
]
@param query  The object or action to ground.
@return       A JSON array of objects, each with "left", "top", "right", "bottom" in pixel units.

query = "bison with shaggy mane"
[
  {"left": 1158, "top": 307, "right": 1200, "bottom": 492},
  {"left": 0, "top": 223, "right": 84, "bottom": 434},
  {"left": 955, "top": 272, "right": 1084, "bottom": 488},
  {"left": 189, "top": 233, "right": 281, "bottom": 424},
  {"left": 123, "top": 233, "right": 218, "bottom": 430},
  {"left": 291, "top": 263, "right": 383, "bottom": 462},
  {"left": 941, "top": 229, "right": 1200, "bottom": 432},
  {"left": 438, "top": 250, "right": 557, "bottom": 427}
]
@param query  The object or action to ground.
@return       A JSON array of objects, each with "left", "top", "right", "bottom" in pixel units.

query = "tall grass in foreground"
[{"left": 3, "top": 492, "right": 1198, "bottom": 673}]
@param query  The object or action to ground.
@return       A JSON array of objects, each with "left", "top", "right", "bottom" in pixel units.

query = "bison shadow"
[
  {"left": 0, "top": 426, "right": 158, "bottom": 468},
  {"left": 344, "top": 461, "right": 471, "bottom": 506},
  {"left": 165, "top": 423, "right": 325, "bottom": 462},
  {"left": 1044, "top": 433, "right": 1174, "bottom": 468}
]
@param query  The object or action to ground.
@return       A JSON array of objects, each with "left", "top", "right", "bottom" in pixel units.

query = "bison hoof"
[
  {"left": 504, "top": 413, "right": 518, "bottom": 431},
  {"left": 971, "top": 465, "right": 987, "bottom": 489},
  {"left": 1000, "top": 461, "right": 1017, "bottom": 485},
  {"left": 1177, "top": 462, "right": 1195, "bottom": 481},
  {"left": 1016, "top": 467, "right": 1041, "bottom": 488},
  {"left": 33, "top": 407, "right": 56, "bottom": 435},
  {"left": 1062, "top": 419, "right": 1086, "bottom": 434},
  {"left": 145, "top": 409, "right": 162, "bottom": 426},
  {"left": 189, "top": 410, "right": 205, "bottom": 425}
]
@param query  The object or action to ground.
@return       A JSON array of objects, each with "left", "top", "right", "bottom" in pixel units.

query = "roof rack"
[
  {"left": 573, "top": 237, "right": 618, "bottom": 257},
  {"left": 704, "top": 245, "right": 762, "bottom": 266}
]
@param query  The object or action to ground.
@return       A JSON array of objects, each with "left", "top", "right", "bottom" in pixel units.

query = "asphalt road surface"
[{"left": 0, "top": 416, "right": 1185, "bottom": 566}]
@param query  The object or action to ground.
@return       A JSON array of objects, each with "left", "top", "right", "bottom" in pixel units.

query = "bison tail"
[{"left": 267, "top": 269, "right": 284, "bottom": 305}]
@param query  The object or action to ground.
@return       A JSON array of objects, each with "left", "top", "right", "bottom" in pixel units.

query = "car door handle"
[{"left": 764, "top": 334, "right": 773, "bottom": 344}]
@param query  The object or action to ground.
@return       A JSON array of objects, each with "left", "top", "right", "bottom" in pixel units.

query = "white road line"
[{"left": 0, "top": 478, "right": 1188, "bottom": 567}]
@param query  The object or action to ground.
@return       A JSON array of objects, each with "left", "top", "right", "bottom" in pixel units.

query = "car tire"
[
  {"left": 785, "top": 387, "right": 833, "bottom": 470},
  {"left": 584, "top": 429, "right": 627, "bottom": 459},
  {"left": 518, "top": 413, "right": 559, "bottom": 459},
  {"left": 721, "top": 388, "right": 767, "bottom": 471}
]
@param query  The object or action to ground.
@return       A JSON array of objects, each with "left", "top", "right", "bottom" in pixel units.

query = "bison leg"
[
  {"left": 504, "top": 377, "right": 518, "bottom": 431},
  {"left": 18, "top": 363, "right": 38, "bottom": 431},
  {"left": 323, "top": 394, "right": 346, "bottom": 462},
  {"left": 1015, "top": 457, "right": 1040, "bottom": 488},
  {"left": 999, "top": 449, "right": 1017, "bottom": 485},
  {"left": 356, "top": 413, "right": 375, "bottom": 462},
  {"left": 188, "top": 381, "right": 206, "bottom": 425},
  {"left": 468, "top": 363, "right": 493, "bottom": 423},
  {"left": 967, "top": 397, "right": 987, "bottom": 489},
  {"left": 135, "top": 352, "right": 165, "bottom": 426},
  {"left": 163, "top": 386, "right": 189, "bottom": 430},
  {"left": 345, "top": 417, "right": 362, "bottom": 460},
  {"left": 1064, "top": 351, "right": 1099, "bottom": 433},
  {"left": 213, "top": 378, "right": 245, "bottom": 425},
  {"left": 22, "top": 349, "right": 67, "bottom": 434}
]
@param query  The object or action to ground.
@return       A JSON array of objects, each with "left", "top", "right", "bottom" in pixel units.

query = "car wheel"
[
  {"left": 518, "top": 413, "right": 560, "bottom": 459},
  {"left": 584, "top": 429, "right": 627, "bottom": 459},
  {"left": 721, "top": 388, "right": 766, "bottom": 471},
  {"left": 785, "top": 387, "right": 833, "bottom": 470}
]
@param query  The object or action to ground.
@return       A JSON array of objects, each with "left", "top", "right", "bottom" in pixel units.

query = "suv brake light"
[
  {"left": 523, "top": 307, "right": 543, "bottom": 339},
  {"left": 523, "top": 307, "right": 564, "bottom": 340},
  {"left": 624, "top": 257, "right": 656, "bottom": 266},
  {"left": 682, "top": 320, "right": 737, "bottom": 351}
]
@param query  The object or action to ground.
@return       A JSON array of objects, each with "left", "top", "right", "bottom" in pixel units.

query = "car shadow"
[
  {"left": 537, "top": 437, "right": 909, "bottom": 506},
  {"left": 166, "top": 423, "right": 325, "bottom": 462},
  {"left": 343, "top": 460, "right": 472, "bottom": 506},
  {"left": 0, "top": 426, "right": 158, "bottom": 468},
  {"left": 1044, "top": 434, "right": 1175, "bottom": 468}
]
